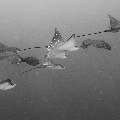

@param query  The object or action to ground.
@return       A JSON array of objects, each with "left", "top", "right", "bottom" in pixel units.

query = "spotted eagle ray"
[{"left": 45, "top": 28, "right": 79, "bottom": 59}]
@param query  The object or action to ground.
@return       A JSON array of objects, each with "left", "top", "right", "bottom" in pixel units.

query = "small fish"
[{"left": 0, "top": 78, "right": 16, "bottom": 91}]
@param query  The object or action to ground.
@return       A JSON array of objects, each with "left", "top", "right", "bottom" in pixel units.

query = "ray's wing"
[
  {"left": 57, "top": 34, "right": 79, "bottom": 52},
  {"left": 51, "top": 28, "right": 63, "bottom": 43},
  {"left": 45, "top": 48, "right": 67, "bottom": 59},
  {"left": 107, "top": 14, "right": 120, "bottom": 29},
  {"left": 46, "top": 27, "right": 64, "bottom": 50}
]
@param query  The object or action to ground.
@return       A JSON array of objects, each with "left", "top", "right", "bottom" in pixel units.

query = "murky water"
[{"left": 0, "top": 0, "right": 120, "bottom": 120}]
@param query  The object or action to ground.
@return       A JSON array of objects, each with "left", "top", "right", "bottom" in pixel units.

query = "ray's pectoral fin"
[{"left": 58, "top": 34, "right": 79, "bottom": 51}]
